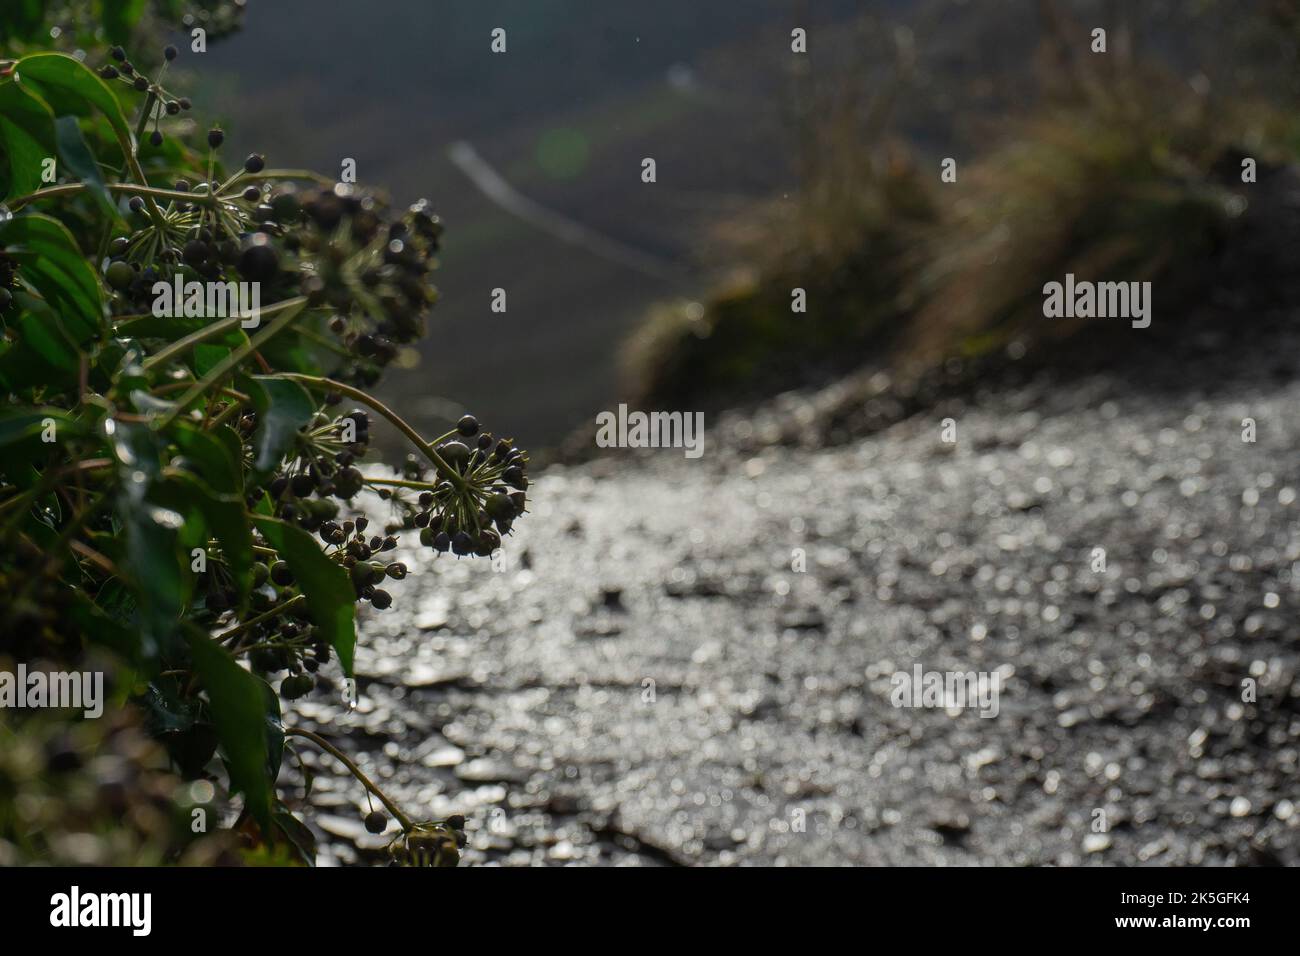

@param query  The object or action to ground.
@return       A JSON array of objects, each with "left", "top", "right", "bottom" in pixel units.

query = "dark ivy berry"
[
  {"left": 207, "top": 127, "right": 225, "bottom": 149},
  {"left": 109, "top": 236, "right": 130, "bottom": 256},
  {"left": 182, "top": 239, "right": 208, "bottom": 265},
  {"left": 128, "top": 196, "right": 146, "bottom": 214},
  {"left": 365, "top": 810, "right": 388, "bottom": 834},
  {"left": 164, "top": 45, "right": 178, "bottom": 61},
  {"left": 238, "top": 236, "right": 280, "bottom": 282},
  {"left": 333, "top": 467, "right": 363, "bottom": 499},
  {"left": 150, "top": 130, "right": 163, "bottom": 146},
  {"left": 134, "top": 76, "right": 149, "bottom": 92},
  {"left": 290, "top": 473, "right": 315, "bottom": 497},
  {"left": 270, "top": 191, "right": 301, "bottom": 223},
  {"left": 456, "top": 414, "right": 479, "bottom": 437},
  {"left": 99, "top": 65, "right": 119, "bottom": 80},
  {"left": 476, "top": 433, "right": 493, "bottom": 450},
  {"left": 110, "top": 46, "right": 126, "bottom": 61},
  {"left": 243, "top": 186, "right": 260, "bottom": 202},
  {"left": 475, "top": 529, "right": 500, "bottom": 557},
  {"left": 433, "top": 531, "right": 451, "bottom": 553},
  {"left": 386, "top": 562, "right": 407, "bottom": 580},
  {"left": 244, "top": 153, "right": 265, "bottom": 173},
  {"left": 249, "top": 648, "right": 278, "bottom": 672},
  {"left": 446, "top": 814, "right": 465, "bottom": 830},
  {"left": 370, "top": 589, "right": 392, "bottom": 610},
  {"left": 179, "top": 97, "right": 192, "bottom": 110},
  {"left": 165, "top": 100, "right": 181, "bottom": 115},
  {"left": 280, "top": 675, "right": 310, "bottom": 700},
  {"left": 0, "top": 289, "right": 11, "bottom": 310},
  {"left": 451, "top": 531, "right": 473, "bottom": 556},
  {"left": 270, "top": 561, "right": 294, "bottom": 587}
]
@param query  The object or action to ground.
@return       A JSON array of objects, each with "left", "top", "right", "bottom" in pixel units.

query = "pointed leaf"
[
  {"left": 54, "top": 114, "right": 118, "bottom": 219},
  {"left": 253, "top": 515, "right": 356, "bottom": 678},
  {"left": 245, "top": 374, "right": 314, "bottom": 480},
  {"left": 185, "top": 627, "right": 274, "bottom": 830}
]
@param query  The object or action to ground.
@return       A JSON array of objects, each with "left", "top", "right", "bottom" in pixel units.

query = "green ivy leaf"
[
  {"left": 194, "top": 342, "right": 232, "bottom": 377},
  {"left": 15, "top": 53, "right": 135, "bottom": 154},
  {"left": 156, "top": 469, "right": 254, "bottom": 610},
  {"left": 272, "top": 807, "right": 317, "bottom": 867},
  {"left": 67, "top": 586, "right": 140, "bottom": 668},
  {"left": 261, "top": 678, "right": 284, "bottom": 781},
  {"left": 111, "top": 420, "right": 185, "bottom": 657},
  {"left": 0, "top": 405, "right": 80, "bottom": 448},
  {"left": 0, "top": 80, "right": 56, "bottom": 204},
  {"left": 113, "top": 314, "right": 211, "bottom": 339},
  {"left": 185, "top": 627, "right": 275, "bottom": 830},
  {"left": 54, "top": 114, "right": 118, "bottom": 219},
  {"left": 0, "top": 406, "right": 87, "bottom": 476},
  {"left": 244, "top": 374, "right": 314, "bottom": 481},
  {"left": 172, "top": 422, "right": 243, "bottom": 496},
  {"left": 0, "top": 292, "right": 80, "bottom": 391},
  {"left": 253, "top": 515, "right": 357, "bottom": 678},
  {"left": 0, "top": 212, "right": 104, "bottom": 341}
]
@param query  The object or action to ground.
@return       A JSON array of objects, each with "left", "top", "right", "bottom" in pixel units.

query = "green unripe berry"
[
  {"left": 437, "top": 441, "right": 471, "bottom": 470},
  {"left": 105, "top": 260, "right": 135, "bottom": 290}
]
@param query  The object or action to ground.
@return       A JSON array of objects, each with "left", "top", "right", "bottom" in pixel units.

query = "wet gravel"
[{"left": 284, "top": 299, "right": 1299, "bottom": 865}]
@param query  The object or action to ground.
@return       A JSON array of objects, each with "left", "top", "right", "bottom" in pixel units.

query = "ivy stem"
[
  {"left": 284, "top": 727, "right": 414, "bottom": 832},
  {"left": 133, "top": 90, "right": 157, "bottom": 155},
  {"left": 362, "top": 476, "right": 444, "bottom": 491},
  {"left": 218, "top": 593, "right": 306, "bottom": 647},
  {"left": 157, "top": 297, "right": 308, "bottom": 429},
  {"left": 240, "top": 169, "right": 335, "bottom": 186},
  {"left": 111, "top": 115, "right": 167, "bottom": 230},
  {"left": 280, "top": 374, "right": 466, "bottom": 490},
  {"left": 206, "top": 398, "right": 245, "bottom": 431},
  {"left": 8, "top": 181, "right": 221, "bottom": 211},
  {"left": 153, "top": 382, "right": 249, "bottom": 403},
  {"left": 142, "top": 296, "right": 308, "bottom": 372}
]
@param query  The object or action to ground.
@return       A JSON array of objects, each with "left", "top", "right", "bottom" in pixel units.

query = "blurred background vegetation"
[{"left": 173, "top": 0, "right": 1300, "bottom": 454}]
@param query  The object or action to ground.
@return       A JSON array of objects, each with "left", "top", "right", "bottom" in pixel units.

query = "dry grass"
[
  {"left": 624, "top": 6, "right": 1295, "bottom": 408},
  {"left": 901, "top": 73, "right": 1271, "bottom": 367}
]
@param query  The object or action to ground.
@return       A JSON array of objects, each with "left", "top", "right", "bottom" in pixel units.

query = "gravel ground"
[
  {"left": 286, "top": 297, "right": 1300, "bottom": 866},
  {"left": 285, "top": 169, "right": 1300, "bottom": 866}
]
